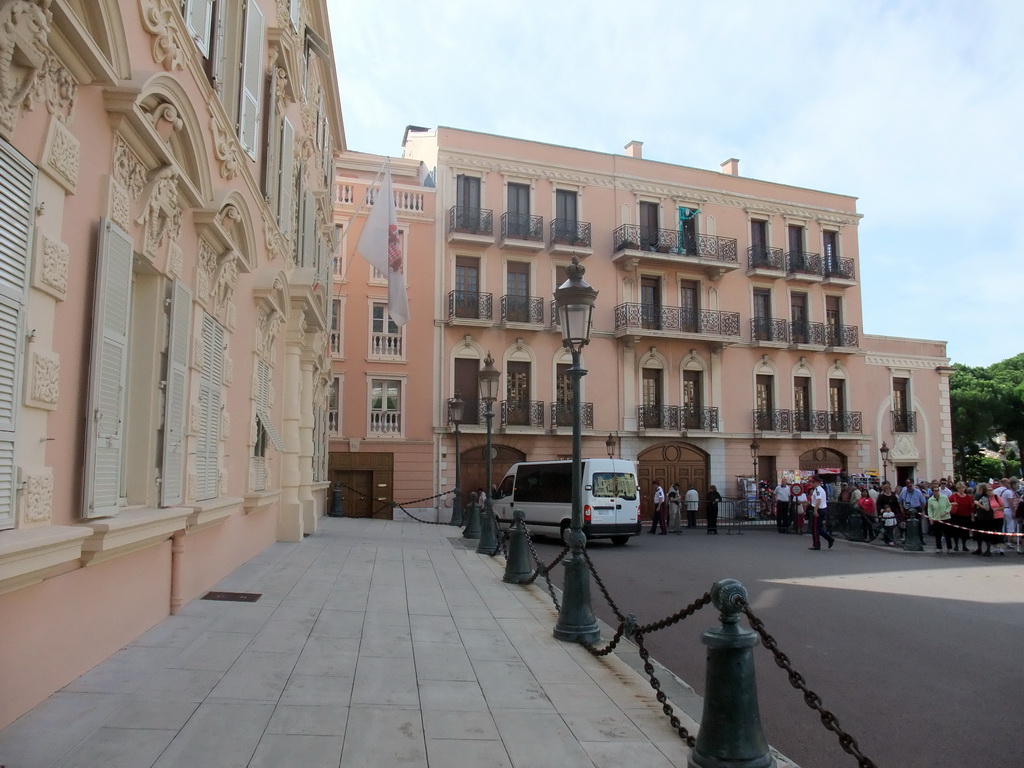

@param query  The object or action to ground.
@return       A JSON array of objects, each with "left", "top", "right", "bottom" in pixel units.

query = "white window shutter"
[
  {"left": 290, "top": 0, "right": 301, "bottom": 30},
  {"left": 301, "top": 189, "right": 316, "bottom": 267},
  {"left": 160, "top": 280, "right": 192, "bottom": 507},
  {"left": 255, "top": 359, "right": 285, "bottom": 451},
  {"left": 185, "top": 0, "right": 214, "bottom": 57},
  {"left": 0, "top": 140, "right": 33, "bottom": 529},
  {"left": 197, "top": 314, "right": 224, "bottom": 501},
  {"left": 278, "top": 118, "right": 295, "bottom": 236},
  {"left": 238, "top": 0, "right": 265, "bottom": 159},
  {"left": 84, "top": 220, "right": 133, "bottom": 518}
]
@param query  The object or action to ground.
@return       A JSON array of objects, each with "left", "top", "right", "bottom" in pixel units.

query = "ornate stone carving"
[
  {"left": 226, "top": 300, "right": 236, "bottom": 331},
  {"left": 223, "top": 354, "right": 233, "bottom": 385},
  {"left": 21, "top": 469, "right": 53, "bottom": 524},
  {"left": 255, "top": 305, "right": 284, "bottom": 359},
  {"left": 221, "top": 409, "right": 230, "bottom": 440},
  {"left": 196, "top": 240, "right": 217, "bottom": 305},
  {"left": 186, "top": 471, "right": 196, "bottom": 503},
  {"left": 42, "top": 114, "right": 79, "bottom": 191},
  {"left": 139, "top": 0, "right": 186, "bottom": 71},
  {"left": 167, "top": 241, "right": 183, "bottom": 278},
  {"left": 34, "top": 233, "right": 67, "bottom": 299},
  {"left": 136, "top": 166, "right": 181, "bottom": 260},
  {"left": 274, "top": 65, "right": 288, "bottom": 115},
  {"left": 111, "top": 135, "right": 147, "bottom": 231},
  {"left": 39, "top": 53, "right": 75, "bottom": 124},
  {"left": 211, "top": 113, "right": 242, "bottom": 180},
  {"left": 144, "top": 100, "right": 183, "bottom": 136},
  {"left": 213, "top": 254, "right": 238, "bottom": 322},
  {"left": 191, "top": 335, "right": 203, "bottom": 371},
  {"left": 261, "top": 205, "right": 285, "bottom": 261},
  {"left": 891, "top": 433, "right": 919, "bottom": 461},
  {"left": 27, "top": 349, "right": 59, "bottom": 409},
  {"left": 189, "top": 400, "right": 202, "bottom": 435},
  {"left": 0, "top": 0, "right": 52, "bottom": 137},
  {"left": 218, "top": 468, "right": 227, "bottom": 496}
]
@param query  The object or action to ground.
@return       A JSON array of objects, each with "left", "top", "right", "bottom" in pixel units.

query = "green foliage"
[
  {"left": 949, "top": 353, "right": 1024, "bottom": 476},
  {"left": 963, "top": 454, "right": 1006, "bottom": 482}
]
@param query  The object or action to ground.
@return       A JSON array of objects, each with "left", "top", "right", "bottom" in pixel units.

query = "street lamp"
[
  {"left": 606, "top": 434, "right": 616, "bottom": 460},
  {"left": 447, "top": 392, "right": 464, "bottom": 527},
  {"left": 475, "top": 353, "right": 501, "bottom": 552},
  {"left": 880, "top": 441, "right": 890, "bottom": 486},
  {"left": 552, "top": 255, "right": 601, "bottom": 644}
]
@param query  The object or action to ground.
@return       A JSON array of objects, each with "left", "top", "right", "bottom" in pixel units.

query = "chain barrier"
[
  {"left": 740, "top": 600, "right": 878, "bottom": 768},
  {"left": 521, "top": 526, "right": 568, "bottom": 611},
  {"left": 391, "top": 489, "right": 456, "bottom": 526}
]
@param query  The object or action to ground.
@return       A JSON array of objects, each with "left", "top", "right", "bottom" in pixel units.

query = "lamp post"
[
  {"left": 880, "top": 441, "right": 890, "bottom": 486},
  {"left": 447, "top": 392, "right": 464, "bottom": 527},
  {"left": 553, "top": 255, "right": 601, "bottom": 644},
  {"left": 477, "top": 353, "right": 500, "bottom": 547},
  {"left": 749, "top": 439, "right": 760, "bottom": 519},
  {"left": 606, "top": 434, "right": 616, "bottom": 460}
]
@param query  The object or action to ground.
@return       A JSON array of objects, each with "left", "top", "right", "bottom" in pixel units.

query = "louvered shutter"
[
  {"left": 83, "top": 220, "right": 133, "bottom": 518},
  {"left": 197, "top": 314, "right": 224, "bottom": 501},
  {"left": 185, "top": 0, "right": 214, "bottom": 57},
  {"left": 300, "top": 189, "right": 316, "bottom": 267},
  {"left": 237, "top": 0, "right": 265, "bottom": 159},
  {"left": 256, "top": 359, "right": 285, "bottom": 451},
  {"left": 0, "top": 141, "right": 33, "bottom": 528},
  {"left": 290, "top": 0, "right": 301, "bottom": 30},
  {"left": 160, "top": 280, "right": 192, "bottom": 507},
  {"left": 278, "top": 118, "right": 295, "bottom": 236}
]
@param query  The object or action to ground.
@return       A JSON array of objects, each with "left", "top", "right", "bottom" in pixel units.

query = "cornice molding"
[{"left": 865, "top": 353, "right": 949, "bottom": 369}]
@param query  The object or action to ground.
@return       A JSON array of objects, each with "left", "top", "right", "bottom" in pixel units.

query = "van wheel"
[
  {"left": 610, "top": 536, "right": 629, "bottom": 546},
  {"left": 560, "top": 521, "right": 570, "bottom": 544}
]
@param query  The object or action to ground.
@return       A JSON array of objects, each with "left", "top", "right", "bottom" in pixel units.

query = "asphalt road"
[{"left": 527, "top": 525, "right": 1024, "bottom": 768}]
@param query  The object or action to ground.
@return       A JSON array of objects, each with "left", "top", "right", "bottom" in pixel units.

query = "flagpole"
[{"left": 335, "top": 157, "right": 391, "bottom": 285}]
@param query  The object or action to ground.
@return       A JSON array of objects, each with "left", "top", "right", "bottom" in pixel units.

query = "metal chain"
[
  {"left": 582, "top": 549, "right": 627, "bottom": 623},
  {"left": 522, "top": 527, "right": 568, "bottom": 610},
  {"left": 635, "top": 631, "right": 697, "bottom": 747},
  {"left": 740, "top": 601, "right": 878, "bottom": 768},
  {"left": 635, "top": 592, "right": 713, "bottom": 636}
]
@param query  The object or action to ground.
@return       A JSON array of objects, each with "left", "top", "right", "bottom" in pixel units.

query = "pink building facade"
[
  {"left": 327, "top": 152, "right": 439, "bottom": 519},
  {"left": 0, "top": 0, "right": 341, "bottom": 727},
  {"left": 401, "top": 127, "right": 952, "bottom": 515}
]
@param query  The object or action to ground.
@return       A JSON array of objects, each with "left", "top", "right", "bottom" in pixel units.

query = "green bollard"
[
  {"left": 846, "top": 509, "right": 866, "bottom": 542},
  {"left": 463, "top": 493, "right": 481, "bottom": 540},
  {"left": 503, "top": 510, "right": 533, "bottom": 583},
  {"left": 476, "top": 498, "right": 498, "bottom": 555},
  {"left": 689, "top": 579, "right": 775, "bottom": 768},
  {"left": 903, "top": 512, "right": 925, "bottom": 551}
]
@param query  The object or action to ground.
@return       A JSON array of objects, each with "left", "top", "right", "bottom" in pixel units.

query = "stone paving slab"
[{"left": 0, "top": 517, "right": 796, "bottom": 768}]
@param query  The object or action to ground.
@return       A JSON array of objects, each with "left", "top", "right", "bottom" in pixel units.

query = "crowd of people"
[{"left": 772, "top": 475, "right": 1024, "bottom": 555}]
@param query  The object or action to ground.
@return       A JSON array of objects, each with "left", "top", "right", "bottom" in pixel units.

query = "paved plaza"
[{"left": 0, "top": 517, "right": 796, "bottom": 768}]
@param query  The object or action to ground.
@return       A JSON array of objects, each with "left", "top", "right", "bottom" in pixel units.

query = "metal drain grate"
[{"left": 202, "top": 591, "right": 262, "bottom": 603}]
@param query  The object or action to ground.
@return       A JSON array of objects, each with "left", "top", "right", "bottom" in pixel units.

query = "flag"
[{"left": 356, "top": 168, "right": 408, "bottom": 326}]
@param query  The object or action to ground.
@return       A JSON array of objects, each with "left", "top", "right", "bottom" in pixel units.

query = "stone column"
[
  {"left": 278, "top": 316, "right": 304, "bottom": 542},
  {"left": 299, "top": 345, "right": 317, "bottom": 534}
]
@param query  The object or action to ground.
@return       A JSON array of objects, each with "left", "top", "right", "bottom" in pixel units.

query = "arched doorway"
[
  {"left": 798, "top": 447, "right": 847, "bottom": 480},
  {"left": 637, "top": 443, "right": 709, "bottom": 522},
  {"left": 460, "top": 444, "right": 525, "bottom": 505}
]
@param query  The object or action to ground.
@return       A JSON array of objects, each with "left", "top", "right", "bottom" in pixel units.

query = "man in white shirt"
[
  {"left": 996, "top": 478, "right": 1017, "bottom": 552},
  {"left": 649, "top": 479, "right": 667, "bottom": 535},
  {"left": 808, "top": 476, "right": 835, "bottom": 551},
  {"left": 684, "top": 484, "right": 700, "bottom": 528},
  {"left": 774, "top": 482, "right": 791, "bottom": 533},
  {"left": 937, "top": 478, "right": 953, "bottom": 498}
]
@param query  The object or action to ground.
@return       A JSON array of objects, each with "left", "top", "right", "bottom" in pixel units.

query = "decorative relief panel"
[
  {"left": 186, "top": 471, "right": 196, "bottom": 503},
  {"left": 891, "top": 433, "right": 919, "bottom": 461},
  {"left": 42, "top": 115, "right": 79, "bottom": 192},
  {"left": 0, "top": 0, "right": 52, "bottom": 138},
  {"left": 221, "top": 410, "right": 230, "bottom": 440},
  {"left": 33, "top": 233, "right": 67, "bottom": 300},
  {"left": 139, "top": 0, "right": 186, "bottom": 71},
  {"left": 223, "top": 354, "right": 234, "bottom": 385},
  {"left": 39, "top": 53, "right": 76, "bottom": 125},
  {"left": 111, "top": 135, "right": 147, "bottom": 231},
  {"left": 136, "top": 166, "right": 182, "bottom": 261},
  {"left": 27, "top": 349, "right": 59, "bottom": 409},
  {"left": 188, "top": 400, "right": 202, "bottom": 435},
  {"left": 213, "top": 255, "right": 238, "bottom": 324},
  {"left": 196, "top": 241, "right": 217, "bottom": 305},
  {"left": 211, "top": 113, "right": 241, "bottom": 180},
  {"left": 167, "top": 241, "right": 183, "bottom": 278},
  {"left": 20, "top": 468, "right": 53, "bottom": 524}
]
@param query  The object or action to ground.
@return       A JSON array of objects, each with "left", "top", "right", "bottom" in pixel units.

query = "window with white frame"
[
  {"left": 370, "top": 302, "right": 403, "bottom": 359},
  {"left": 195, "top": 313, "right": 225, "bottom": 501},
  {"left": 328, "top": 375, "right": 341, "bottom": 435},
  {"left": 0, "top": 140, "right": 34, "bottom": 530},
  {"left": 369, "top": 378, "right": 402, "bottom": 435},
  {"left": 330, "top": 298, "right": 342, "bottom": 355},
  {"left": 251, "top": 357, "right": 285, "bottom": 492}
]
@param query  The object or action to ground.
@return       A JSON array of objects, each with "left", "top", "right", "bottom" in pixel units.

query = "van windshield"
[{"left": 592, "top": 473, "right": 638, "bottom": 500}]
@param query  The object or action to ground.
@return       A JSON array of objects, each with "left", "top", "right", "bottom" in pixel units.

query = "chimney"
[
  {"left": 624, "top": 140, "right": 643, "bottom": 159},
  {"left": 720, "top": 158, "right": 740, "bottom": 176}
]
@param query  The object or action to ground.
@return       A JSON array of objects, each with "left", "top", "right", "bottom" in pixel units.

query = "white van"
[{"left": 493, "top": 459, "right": 641, "bottom": 545}]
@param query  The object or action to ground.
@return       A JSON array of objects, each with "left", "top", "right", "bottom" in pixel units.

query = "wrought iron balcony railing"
[
  {"left": 614, "top": 303, "right": 741, "bottom": 336},
  {"left": 786, "top": 251, "right": 823, "bottom": 276},
  {"left": 500, "top": 400, "right": 545, "bottom": 428},
  {"left": 892, "top": 410, "right": 917, "bottom": 433},
  {"left": 753, "top": 409, "right": 792, "bottom": 432},
  {"left": 550, "top": 219, "right": 592, "bottom": 248},
  {"left": 789, "top": 320, "right": 827, "bottom": 345},
  {"left": 612, "top": 225, "right": 738, "bottom": 263},
  {"left": 551, "top": 401, "right": 594, "bottom": 429},
  {"left": 824, "top": 257, "right": 855, "bottom": 280},
  {"left": 748, "top": 246, "right": 785, "bottom": 270},
  {"left": 448, "top": 205, "right": 493, "bottom": 236},
  {"left": 754, "top": 409, "right": 862, "bottom": 433},
  {"left": 638, "top": 405, "right": 719, "bottom": 431},
  {"left": 447, "top": 290, "right": 493, "bottom": 321},
  {"left": 501, "top": 295, "right": 544, "bottom": 324},
  {"left": 751, "top": 317, "right": 789, "bottom": 343},
  {"left": 825, "top": 323, "right": 859, "bottom": 348},
  {"left": 829, "top": 411, "right": 862, "bottom": 433},
  {"left": 500, "top": 212, "right": 543, "bottom": 242}
]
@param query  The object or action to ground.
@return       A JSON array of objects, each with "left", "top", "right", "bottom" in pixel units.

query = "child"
[
  {"left": 790, "top": 484, "right": 807, "bottom": 534},
  {"left": 881, "top": 506, "right": 897, "bottom": 546}
]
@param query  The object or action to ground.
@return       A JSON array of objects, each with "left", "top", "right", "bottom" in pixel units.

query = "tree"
[{"left": 949, "top": 353, "right": 1024, "bottom": 477}]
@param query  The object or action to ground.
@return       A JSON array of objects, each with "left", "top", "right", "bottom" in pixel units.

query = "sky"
[{"left": 325, "top": 0, "right": 1023, "bottom": 368}]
